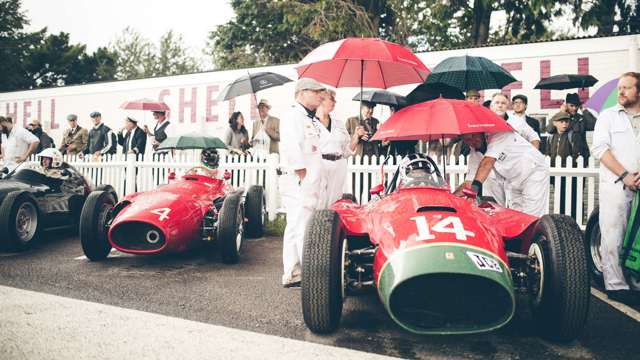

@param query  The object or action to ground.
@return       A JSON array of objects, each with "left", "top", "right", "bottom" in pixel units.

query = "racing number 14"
[{"left": 411, "top": 216, "right": 475, "bottom": 241}]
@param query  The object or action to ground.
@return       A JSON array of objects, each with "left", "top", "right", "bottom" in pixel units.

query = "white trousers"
[
  {"left": 483, "top": 172, "right": 507, "bottom": 207},
  {"left": 509, "top": 167, "right": 549, "bottom": 217},
  {"left": 599, "top": 182, "right": 633, "bottom": 290},
  {"left": 320, "top": 158, "right": 348, "bottom": 209},
  {"left": 279, "top": 163, "right": 325, "bottom": 284}
]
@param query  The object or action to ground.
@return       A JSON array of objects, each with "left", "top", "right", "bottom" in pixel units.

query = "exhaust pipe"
[{"left": 377, "top": 243, "right": 515, "bottom": 335}]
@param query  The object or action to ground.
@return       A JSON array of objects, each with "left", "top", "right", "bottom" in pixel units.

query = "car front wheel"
[
  {"left": 80, "top": 190, "right": 115, "bottom": 261},
  {"left": 0, "top": 191, "right": 41, "bottom": 252}
]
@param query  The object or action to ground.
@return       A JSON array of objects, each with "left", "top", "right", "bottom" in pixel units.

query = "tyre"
[
  {"left": 80, "top": 190, "right": 115, "bottom": 261},
  {"left": 217, "top": 193, "right": 244, "bottom": 264},
  {"left": 0, "top": 191, "right": 41, "bottom": 252},
  {"left": 95, "top": 184, "right": 118, "bottom": 203},
  {"left": 584, "top": 207, "right": 604, "bottom": 283},
  {"left": 244, "top": 185, "right": 265, "bottom": 238},
  {"left": 341, "top": 193, "right": 357, "bottom": 204},
  {"left": 527, "top": 214, "right": 590, "bottom": 342},
  {"left": 301, "top": 210, "right": 347, "bottom": 334}
]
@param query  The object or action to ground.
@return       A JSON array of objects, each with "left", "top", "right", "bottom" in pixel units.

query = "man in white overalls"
[
  {"left": 592, "top": 72, "right": 640, "bottom": 305},
  {"left": 278, "top": 78, "right": 326, "bottom": 288}
]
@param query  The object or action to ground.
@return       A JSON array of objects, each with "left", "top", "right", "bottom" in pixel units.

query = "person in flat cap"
[
  {"left": 144, "top": 110, "right": 172, "bottom": 153},
  {"left": 346, "top": 100, "right": 385, "bottom": 157},
  {"left": 59, "top": 114, "right": 88, "bottom": 155},
  {"left": 251, "top": 98, "right": 280, "bottom": 154},
  {"left": 117, "top": 116, "right": 146, "bottom": 156},
  {"left": 27, "top": 118, "right": 55, "bottom": 153},
  {"left": 465, "top": 89, "right": 482, "bottom": 105},
  {"left": 547, "top": 92, "right": 595, "bottom": 165},
  {"left": 84, "top": 111, "right": 116, "bottom": 157},
  {"left": 511, "top": 94, "right": 541, "bottom": 137},
  {"left": 279, "top": 77, "right": 326, "bottom": 288}
]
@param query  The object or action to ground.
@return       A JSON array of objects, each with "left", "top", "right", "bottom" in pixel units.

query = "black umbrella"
[
  {"left": 352, "top": 90, "right": 407, "bottom": 108},
  {"left": 534, "top": 74, "right": 598, "bottom": 90},
  {"left": 405, "top": 82, "right": 465, "bottom": 106},
  {"left": 425, "top": 55, "right": 517, "bottom": 91},
  {"left": 217, "top": 72, "right": 293, "bottom": 101}
]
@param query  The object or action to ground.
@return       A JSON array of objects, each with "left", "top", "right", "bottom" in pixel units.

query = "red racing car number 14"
[{"left": 411, "top": 216, "right": 475, "bottom": 241}]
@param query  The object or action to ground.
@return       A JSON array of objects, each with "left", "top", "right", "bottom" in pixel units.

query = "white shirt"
[
  {"left": 506, "top": 113, "right": 540, "bottom": 143},
  {"left": 1, "top": 126, "right": 39, "bottom": 170},
  {"left": 279, "top": 103, "right": 321, "bottom": 171},
  {"left": 466, "top": 131, "right": 546, "bottom": 187},
  {"left": 592, "top": 104, "right": 640, "bottom": 183},
  {"left": 318, "top": 117, "right": 353, "bottom": 158}
]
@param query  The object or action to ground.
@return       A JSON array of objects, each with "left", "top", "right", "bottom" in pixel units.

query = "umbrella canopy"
[
  {"left": 295, "top": 37, "right": 430, "bottom": 89},
  {"left": 585, "top": 78, "right": 618, "bottom": 112},
  {"left": 371, "top": 98, "right": 513, "bottom": 141},
  {"left": 156, "top": 134, "right": 228, "bottom": 151},
  {"left": 120, "top": 98, "right": 170, "bottom": 111},
  {"left": 534, "top": 74, "right": 598, "bottom": 90},
  {"left": 405, "top": 82, "right": 465, "bottom": 106},
  {"left": 217, "top": 72, "right": 292, "bottom": 101},
  {"left": 352, "top": 90, "right": 407, "bottom": 108},
  {"left": 425, "top": 55, "right": 517, "bottom": 91}
]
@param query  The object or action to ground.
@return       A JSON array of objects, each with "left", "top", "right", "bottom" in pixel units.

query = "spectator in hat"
[
  {"left": 117, "top": 117, "right": 146, "bottom": 156},
  {"left": 27, "top": 119, "right": 55, "bottom": 153},
  {"left": 511, "top": 94, "right": 541, "bottom": 136},
  {"left": 84, "top": 112, "right": 116, "bottom": 157},
  {"left": 59, "top": 114, "right": 88, "bottom": 155},
  {"left": 346, "top": 101, "right": 385, "bottom": 157},
  {"left": 224, "top": 111, "right": 250, "bottom": 155},
  {"left": 547, "top": 93, "right": 596, "bottom": 164},
  {"left": 465, "top": 89, "right": 482, "bottom": 105},
  {"left": 144, "top": 110, "right": 172, "bottom": 153},
  {"left": 0, "top": 116, "right": 39, "bottom": 170},
  {"left": 251, "top": 99, "right": 280, "bottom": 154}
]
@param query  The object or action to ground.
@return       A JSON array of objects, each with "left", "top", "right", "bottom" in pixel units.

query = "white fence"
[{"left": 36, "top": 153, "right": 598, "bottom": 228}]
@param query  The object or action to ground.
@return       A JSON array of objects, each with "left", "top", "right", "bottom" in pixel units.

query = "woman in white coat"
[{"left": 315, "top": 89, "right": 359, "bottom": 209}]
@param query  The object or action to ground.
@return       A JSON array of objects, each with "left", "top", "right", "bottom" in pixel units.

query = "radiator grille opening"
[{"left": 111, "top": 222, "right": 166, "bottom": 251}]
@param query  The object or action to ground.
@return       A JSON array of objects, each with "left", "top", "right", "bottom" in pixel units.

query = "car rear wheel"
[
  {"left": 80, "top": 190, "right": 115, "bottom": 261},
  {"left": 584, "top": 207, "right": 604, "bottom": 284},
  {"left": 217, "top": 193, "right": 244, "bottom": 264},
  {"left": 95, "top": 184, "right": 118, "bottom": 203},
  {"left": 527, "top": 214, "right": 590, "bottom": 342},
  {"left": 0, "top": 191, "right": 41, "bottom": 252},
  {"left": 302, "top": 210, "right": 347, "bottom": 334},
  {"left": 244, "top": 185, "right": 265, "bottom": 239}
]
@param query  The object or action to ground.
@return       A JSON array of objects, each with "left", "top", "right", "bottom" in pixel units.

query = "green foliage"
[
  {"left": 112, "top": 27, "right": 202, "bottom": 80},
  {"left": 572, "top": 0, "right": 640, "bottom": 34}
]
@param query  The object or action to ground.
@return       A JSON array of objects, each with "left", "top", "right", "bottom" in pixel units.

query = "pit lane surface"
[{"left": 1, "top": 230, "right": 638, "bottom": 360}]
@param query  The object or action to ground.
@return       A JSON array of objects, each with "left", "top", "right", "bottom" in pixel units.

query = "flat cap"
[
  {"left": 90, "top": 111, "right": 101, "bottom": 118},
  {"left": 66, "top": 114, "right": 78, "bottom": 121},
  {"left": 551, "top": 111, "right": 571, "bottom": 122},
  {"left": 295, "top": 78, "right": 325, "bottom": 92}
]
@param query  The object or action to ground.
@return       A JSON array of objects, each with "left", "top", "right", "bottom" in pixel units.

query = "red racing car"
[
  {"left": 301, "top": 154, "right": 590, "bottom": 342},
  {"left": 79, "top": 165, "right": 265, "bottom": 264}
]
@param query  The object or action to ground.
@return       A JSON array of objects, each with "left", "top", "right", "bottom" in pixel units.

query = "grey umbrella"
[
  {"left": 216, "top": 72, "right": 293, "bottom": 101},
  {"left": 352, "top": 90, "right": 407, "bottom": 108}
]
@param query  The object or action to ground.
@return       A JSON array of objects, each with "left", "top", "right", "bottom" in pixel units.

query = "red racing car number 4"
[{"left": 411, "top": 215, "right": 475, "bottom": 241}]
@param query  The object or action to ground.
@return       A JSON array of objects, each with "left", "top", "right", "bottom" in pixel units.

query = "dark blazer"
[{"left": 118, "top": 127, "right": 147, "bottom": 155}]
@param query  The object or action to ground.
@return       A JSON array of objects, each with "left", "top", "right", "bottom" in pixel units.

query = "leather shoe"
[{"left": 606, "top": 290, "right": 640, "bottom": 305}]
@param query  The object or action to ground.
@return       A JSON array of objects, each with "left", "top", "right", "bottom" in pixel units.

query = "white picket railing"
[{"left": 31, "top": 153, "right": 599, "bottom": 227}]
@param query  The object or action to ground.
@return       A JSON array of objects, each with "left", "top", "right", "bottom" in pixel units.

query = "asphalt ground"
[{"left": 1, "top": 229, "right": 639, "bottom": 360}]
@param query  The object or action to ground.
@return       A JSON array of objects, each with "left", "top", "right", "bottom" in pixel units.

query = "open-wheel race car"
[
  {"left": 0, "top": 157, "right": 106, "bottom": 252},
  {"left": 301, "top": 154, "right": 590, "bottom": 342},
  {"left": 79, "top": 161, "right": 266, "bottom": 264}
]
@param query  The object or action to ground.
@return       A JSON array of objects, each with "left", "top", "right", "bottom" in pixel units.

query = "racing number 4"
[
  {"left": 411, "top": 216, "right": 475, "bottom": 241},
  {"left": 150, "top": 208, "right": 171, "bottom": 221}
]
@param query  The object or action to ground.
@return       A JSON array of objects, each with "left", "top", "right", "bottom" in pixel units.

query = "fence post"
[
  {"left": 265, "top": 153, "right": 279, "bottom": 221},
  {"left": 125, "top": 155, "right": 136, "bottom": 195}
]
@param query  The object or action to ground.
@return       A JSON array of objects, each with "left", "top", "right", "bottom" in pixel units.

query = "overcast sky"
[{"left": 21, "top": 0, "right": 235, "bottom": 54}]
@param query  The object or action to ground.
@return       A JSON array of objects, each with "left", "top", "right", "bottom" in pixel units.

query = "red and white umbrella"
[
  {"left": 120, "top": 98, "right": 170, "bottom": 111},
  {"left": 295, "top": 38, "right": 429, "bottom": 89}
]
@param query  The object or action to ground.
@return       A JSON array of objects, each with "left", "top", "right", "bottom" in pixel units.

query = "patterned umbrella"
[
  {"left": 120, "top": 99, "right": 170, "bottom": 111},
  {"left": 585, "top": 78, "right": 618, "bottom": 112},
  {"left": 217, "top": 72, "right": 292, "bottom": 101},
  {"left": 534, "top": 74, "right": 598, "bottom": 90},
  {"left": 156, "top": 134, "right": 228, "bottom": 150},
  {"left": 425, "top": 55, "right": 517, "bottom": 91}
]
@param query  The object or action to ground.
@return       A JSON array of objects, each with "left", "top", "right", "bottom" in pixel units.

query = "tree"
[
  {"left": 572, "top": 0, "right": 640, "bottom": 35},
  {"left": 0, "top": 0, "right": 40, "bottom": 91},
  {"left": 112, "top": 27, "right": 202, "bottom": 80}
]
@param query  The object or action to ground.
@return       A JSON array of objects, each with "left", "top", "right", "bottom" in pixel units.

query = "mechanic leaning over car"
[
  {"left": 278, "top": 78, "right": 326, "bottom": 288},
  {"left": 457, "top": 129, "right": 550, "bottom": 217},
  {"left": 591, "top": 72, "right": 640, "bottom": 304},
  {"left": 0, "top": 116, "right": 40, "bottom": 171}
]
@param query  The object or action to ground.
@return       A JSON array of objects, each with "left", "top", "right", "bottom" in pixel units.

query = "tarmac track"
[{"left": 0, "top": 229, "right": 639, "bottom": 360}]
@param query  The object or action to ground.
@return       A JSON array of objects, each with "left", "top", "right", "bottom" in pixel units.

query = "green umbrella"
[
  {"left": 425, "top": 55, "right": 517, "bottom": 91},
  {"left": 156, "top": 133, "right": 228, "bottom": 150}
]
